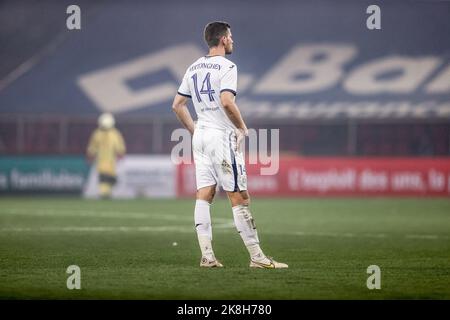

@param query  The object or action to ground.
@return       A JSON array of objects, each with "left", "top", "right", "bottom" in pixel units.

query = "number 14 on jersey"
[{"left": 191, "top": 72, "right": 215, "bottom": 103}]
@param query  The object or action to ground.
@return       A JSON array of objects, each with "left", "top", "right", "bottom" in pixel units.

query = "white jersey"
[{"left": 177, "top": 55, "right": 238, "bottom": 131}]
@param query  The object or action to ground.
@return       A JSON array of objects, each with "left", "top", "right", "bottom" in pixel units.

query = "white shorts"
[{"left": 192, "top": 126, "right": 247, "bottom": 192}]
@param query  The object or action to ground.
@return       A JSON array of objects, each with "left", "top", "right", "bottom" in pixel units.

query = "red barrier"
[{"left": 177, "top": 157, "right": 450, "bottom": 197}]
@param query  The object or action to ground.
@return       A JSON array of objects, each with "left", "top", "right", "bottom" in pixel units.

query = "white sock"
[
  {"left": 247, "top": 243, "right": 265, "bottom": 261},
  {"left": 194, "top": 199, "right": 215, "bottom": 260},
  {"left": 232, "top": 205, "right": 265, "bottom": 261}
]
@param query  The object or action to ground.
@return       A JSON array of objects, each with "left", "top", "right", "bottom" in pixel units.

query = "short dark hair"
[{"left": 204, "top": 21, "right": 231, "bottom": 48}]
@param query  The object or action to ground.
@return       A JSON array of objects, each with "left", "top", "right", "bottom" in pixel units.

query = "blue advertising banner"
[
  {"left": 0, "top": 0, "right": 449, "bottom": 119},
  {"left": 0, "top": 157, "right": 89, "bottom": 193}
]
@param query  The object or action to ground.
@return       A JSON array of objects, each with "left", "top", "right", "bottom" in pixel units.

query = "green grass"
[{"left": 0, "top": 197, "right": 449, "bottom": 299}]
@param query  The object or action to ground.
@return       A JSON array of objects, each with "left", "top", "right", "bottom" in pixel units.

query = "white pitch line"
[
  {"left": 292, "top": 231, "right": 449, "bottom": 240},
  {"left": 294, "top": 231, "right": 387, "bottom": 238},
  {"left": 0, "top": 222, "right": 236, "bottom": 233},
  {"left": 0, "top": 226, "right": 194, "bottom": 233},
  {"left": 1, "top": 209, "right": 447, "bottom": 239},
  {"left": 0, "top": 225, "right": 448, "bottom": 240},
  {"left": 0, "top": 208, "right": 153, "bottom": 219},
  {"left": 0, "top": 225, "right": 176, "bottom": 233},
  {"left": 405, "top": 234, "right": 440, "bottom": 240},
  {"left": 0, "top": 208, "right": 231, "bottom": 223}
]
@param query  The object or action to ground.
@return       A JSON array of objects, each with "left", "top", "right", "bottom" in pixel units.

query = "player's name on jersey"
[{"left": 189, "top": 62, "right": 221, "bottom": 72}]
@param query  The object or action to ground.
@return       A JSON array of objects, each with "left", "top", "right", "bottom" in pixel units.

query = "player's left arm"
[
  {"left": 114, "top": 130, "right": 126, "bottom": 159},
  {"left": 220, "top": 63, "right": 248, "bottom": 150},
  {"left": 172, "top": 94, "right": 195, "bottom": 135}
]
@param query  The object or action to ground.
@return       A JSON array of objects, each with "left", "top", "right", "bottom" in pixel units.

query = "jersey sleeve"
[
  {"left": 220, "top": 64, "right": 237, "bottom": 96},
  {"left": 177, "top": 71, "right": 191, "bottom": 98}
]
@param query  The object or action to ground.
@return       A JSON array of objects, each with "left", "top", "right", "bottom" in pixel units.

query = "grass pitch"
[{"left": 0, "top": 197, "right": 449, "bottom": 299}]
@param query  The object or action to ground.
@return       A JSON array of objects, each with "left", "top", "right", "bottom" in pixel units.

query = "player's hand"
[{"left": 235, "top": 128, "right": 248, "bottom": 152}]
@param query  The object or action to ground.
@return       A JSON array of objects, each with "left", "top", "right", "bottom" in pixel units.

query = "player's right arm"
[
  {"left": 172, "top": 93, "right": 195, "bottom": 135},
  {"left": 86, "top": 130, "right": 98, "bottom": 162},
  {"left": 173, "top": 71, "right": 195, "bottom": 134}
]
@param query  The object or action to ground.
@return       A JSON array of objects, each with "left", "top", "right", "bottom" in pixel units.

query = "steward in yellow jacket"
[{"left": 87, "top": 113, "right": 126, "bottom": 198}]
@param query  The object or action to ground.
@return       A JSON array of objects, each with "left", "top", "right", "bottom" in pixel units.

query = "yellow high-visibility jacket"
[{"left": 87, "top": 128, "right": 126, "bottom": 176}]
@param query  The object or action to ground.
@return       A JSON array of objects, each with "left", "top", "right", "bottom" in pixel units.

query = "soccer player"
[
  {"left": 87, "top": 113, "right": 126, "bottom": 199},
  {"left": 172, "top": 21, "right": 288, "bottom": 269}
]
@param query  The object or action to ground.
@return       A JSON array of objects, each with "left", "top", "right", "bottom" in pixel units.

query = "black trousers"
[{"left": 99, "top": 173, "right": 117, "bottom": 185}]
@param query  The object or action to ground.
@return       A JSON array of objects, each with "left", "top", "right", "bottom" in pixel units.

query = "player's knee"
[
  {"left": 196, "top": 192, "right": 214, "bottom": 204},
  {"left": 196, "top": 186, "right": 216, "bottom": 204},
  {"left": 239, "top": 190, "right": 250, "bottom": 206},
  {"left": 207, "top": 189, "right": 216, "bottom": 203},
  {"left": 227, "top": 190, "right": 250, "bottom": 207}
]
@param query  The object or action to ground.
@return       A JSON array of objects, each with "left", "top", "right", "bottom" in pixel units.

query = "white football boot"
[
  {"left": 200, "top": 256, "right": 224, "bottom": 268},
  {"left": 250, "top": 256, "right": 288, "bottom": 269}
]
